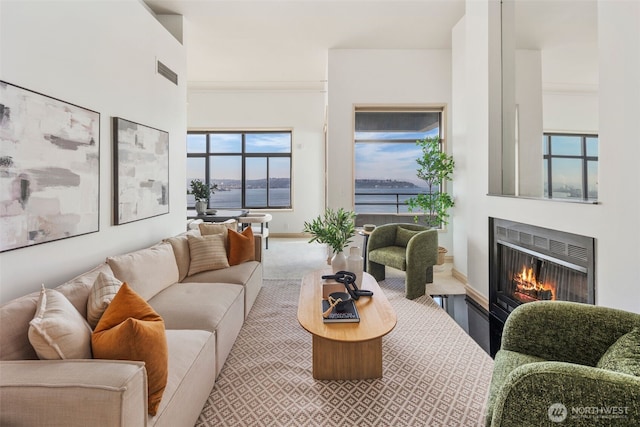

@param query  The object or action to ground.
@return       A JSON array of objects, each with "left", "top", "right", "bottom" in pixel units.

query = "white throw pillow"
[
  {"left": 28, "top": 286, "right": 93, "bottom": 359},
  {"left": 86, "top": 272, "right": 123, "bottom": 329}
]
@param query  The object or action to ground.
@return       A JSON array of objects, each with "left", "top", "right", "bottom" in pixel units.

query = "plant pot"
[
  {"left": 331, "top": 251, "right": 347, "bottom": 273},
  {"left": 437, "top": 246, "right": 448, "bottom": 265},
  {"left": 195, "top": 200, "right": 207, "bottom": 215}
]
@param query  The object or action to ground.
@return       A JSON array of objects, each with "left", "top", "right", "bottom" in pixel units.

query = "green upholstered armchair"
[
  {"left": 486, "top": 301, "right": 640, "bottom": 427},
  {"left": 366, "top": 223, "right": 438, "bottom": 299}
]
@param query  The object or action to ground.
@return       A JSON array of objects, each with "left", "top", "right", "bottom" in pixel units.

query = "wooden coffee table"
[{"left": 297, "top": 269, "right": 397, "bottom": 380}]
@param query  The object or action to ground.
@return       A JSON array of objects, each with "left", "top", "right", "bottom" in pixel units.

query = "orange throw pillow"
[
  {"left": 91, "top": 283, "right": 168, "bottom": 416},
  {"left": 228, "top": 226, "right": 255, "bottom": 265}
]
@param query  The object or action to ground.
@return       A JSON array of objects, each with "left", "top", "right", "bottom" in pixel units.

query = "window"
[
  {"left": 187, "top": 131, "right": 292, "bottom": 209},
  {"left": 543, "top": 133, "right": 598, "bottom": 201},
  {"left": 354, "top": 108, "right": 443, "bottom": 214}
]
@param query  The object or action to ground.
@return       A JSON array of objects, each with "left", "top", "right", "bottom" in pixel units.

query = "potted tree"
[
  {"left": 407, "top": 136, "right": 455, "bottom": 264},
  {"left": 188, "top": 179, "right": 218, "bottom": 215},
  {"left": 303, "top": 207, "right": 356, "bottom": 272}
]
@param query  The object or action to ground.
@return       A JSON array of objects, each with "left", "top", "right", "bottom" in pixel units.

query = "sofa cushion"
[
  {"left": 597, "top": 328, "right": 640, "bottom": 377},
  {"left": 148, "top": 282, "right": 244, "bottom": 332},
  {"left": 92, "top": 283, "right": 168, "bottom": 416},
  {"left": 185, "top": 261, "right": 260, "bottom": 286},
  {"left": 0, "top": 292, "right": 40, "bottom": 360},
  {"left": 0, "top": 360, "right": 147, "bottom": 427},
  {"left": 228, "top": 226, "right": 255, "bottom": 265},
  {"left": 164, "top": 230, "right": 199, "bottom": 282},
  {"left": 86, "top": 272, "right": 123, "bottom": 329},
  {"left": 187, "top": 234, "right": 230, "bottom": 276},
  {"left": 369, "top": 246, "right": 408, "bottom": 271},
  {"left": 56, "top": 263, "right": 115, "bottom": 319},
  {"left": 395, "top": 227, "right": 421, "bottom": 247},
  {"left": 107, "top": 243, "right": 179, "bottom": 301},
  {"left": 28, "top": 286, "right": 93, "bottom": 360},
  {"left": 153, "top": 329, "right": 216, "bottom": 425}
]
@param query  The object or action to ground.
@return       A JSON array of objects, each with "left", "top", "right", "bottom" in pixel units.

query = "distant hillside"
[
  {"left": 355, "top": 179, "right": 418, "bottom": 189},
  {"left": 196, "top": 177, "right": 418, "bottom": 190},
  {"left": 206, "top": 178, "right": 291, "bottom": 189}
]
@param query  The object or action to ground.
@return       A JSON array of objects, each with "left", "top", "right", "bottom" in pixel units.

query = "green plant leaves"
[
  {"left": 302, "top": 208, "right": 356, "bottom": 253},
  {"left": 188, "top": 179, "right": 218, "bottom": 202},
  {"left": 407, "top": 136, "right": 455, "bottom": 228}
]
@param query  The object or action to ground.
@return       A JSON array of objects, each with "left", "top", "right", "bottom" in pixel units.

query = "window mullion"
[
  {"left": 242, "top": 133, "right": 246, "bottom": 209},
  {"left": 266, "top": 156, "right": 271, "bottom": 208}
]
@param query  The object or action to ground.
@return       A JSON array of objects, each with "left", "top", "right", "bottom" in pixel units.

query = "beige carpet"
[{"left": 195, "top": 275, "right": 493, "bottom": 426}]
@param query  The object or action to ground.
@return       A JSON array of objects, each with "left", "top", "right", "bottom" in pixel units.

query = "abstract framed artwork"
[
  {"left": 0, "top": 81, "right": 100, "bottom": 253},
  {"left": 113, "top": 117, "right": 169, "bottom": 225}
]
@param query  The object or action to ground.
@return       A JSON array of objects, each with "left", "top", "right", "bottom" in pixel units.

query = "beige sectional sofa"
[{"left": 0, "top": 229, "right": 262, "bottom": 427}]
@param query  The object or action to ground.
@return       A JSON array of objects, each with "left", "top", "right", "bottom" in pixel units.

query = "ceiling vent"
[{"left": 157, "top": 60, "right": 178, "bottom": 85}]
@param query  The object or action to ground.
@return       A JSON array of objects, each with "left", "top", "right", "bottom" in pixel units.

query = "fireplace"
[{"left": 489, "top": 218, "right": 595, "bottom": 357}]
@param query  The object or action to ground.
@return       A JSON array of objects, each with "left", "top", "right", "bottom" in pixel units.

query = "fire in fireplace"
[
  {"left": 489, "top": 218, "right": 595, "bottom": 357},
  {"left": 513, "top": 265, "right": 555, "bottom": 302}
]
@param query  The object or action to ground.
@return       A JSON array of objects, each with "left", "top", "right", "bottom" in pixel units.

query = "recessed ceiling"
[{"left": 143, "top": 0, "right": 466, "bottom": 85}]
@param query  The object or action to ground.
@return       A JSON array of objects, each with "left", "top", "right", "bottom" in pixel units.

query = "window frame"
[
  {"left": 353, "top": 106, "right": 445, "bottom": 215},
  {"left": 187, "top": 130, "right": 292, "bottom": 209},
  {"left": 543, "top": 132, "right": 598, "bottom": 201}
]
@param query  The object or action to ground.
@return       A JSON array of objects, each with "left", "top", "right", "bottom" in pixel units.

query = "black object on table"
[
  {"left": 358, "top": 230, "right": 372, "bottom": 272},
  {"left": 187, "top": 209, "right": 248, "bottom": 222}
]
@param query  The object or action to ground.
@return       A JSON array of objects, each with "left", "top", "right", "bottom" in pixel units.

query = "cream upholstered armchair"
[
  {"left": 366, "top": 223, "right": 438, "bottom": 299},
  {"left": 486, "top": 301, "right": 640, "bottom": 427},
  {"left": 239, "top": 213, "right": 272, "bottom": 248}
]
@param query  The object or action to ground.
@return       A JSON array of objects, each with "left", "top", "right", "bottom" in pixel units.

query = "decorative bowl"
[{"left": 329, "top": 292, "right": 351, "bottom": 310}]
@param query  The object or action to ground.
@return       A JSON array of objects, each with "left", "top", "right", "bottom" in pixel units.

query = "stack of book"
[{"left": 321, "top": 299, "right": 360, "bottom": 323}]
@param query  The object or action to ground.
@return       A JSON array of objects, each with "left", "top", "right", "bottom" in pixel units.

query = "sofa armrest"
[
  {"left": 254, "top": 234, "right": 263, "bottom": 262},
  {"left": 0, "top": 360, "right": 148, "bottom": 427},
  {"left": 501, "top": 301, "right": 640, "bottom": 366},
  {"left": 490, "top": 361, "right": 640, "bottom": 427}
]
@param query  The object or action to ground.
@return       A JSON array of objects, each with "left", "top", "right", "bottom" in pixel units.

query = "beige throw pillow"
[
  {"left": 28, "top": 286, "right": 93, "bottom": 360},
  {"left": 187, "top": 234, "right": 230, "bottom": 276},
  {"left": 198, "top": 222, "right": 229, "bottom": 238},
  {"left": 199, "top": 220, "right": 236, "bottom": 251},
  {"left": 86, "top": 272, "right": 123, "bottom": 329}
]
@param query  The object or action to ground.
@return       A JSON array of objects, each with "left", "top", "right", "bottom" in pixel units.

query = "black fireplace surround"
[{"left": 489, "top": 218, "right": 595, "bottom": 357}]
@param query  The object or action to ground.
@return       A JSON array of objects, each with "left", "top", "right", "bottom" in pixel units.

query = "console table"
[{"left": 187, "top": 209, "right": 249, "bottom": 222}]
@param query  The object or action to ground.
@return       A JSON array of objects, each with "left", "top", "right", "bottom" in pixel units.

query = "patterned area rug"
[{"left": 195, "top": 278, "right": 493, "bottom": 427}]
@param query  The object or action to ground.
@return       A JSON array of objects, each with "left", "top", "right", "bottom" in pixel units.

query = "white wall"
[
  {"left": 187, "top": 89, "right": 326, "bottom": 234},
  {"left": 327, "top": 49, "right": 454, "bottom": 252},
  {"left": 455, "top": 0, "right": 640, "bottom": 313},
  {"left": 0, "top": 0, "right": 187, "bottom": 303},
  {"left": 515, "top": 50, "right": 543, "bottom": 197},
  {"left": 453, "top": 0, "right": 498, "bottom": 298},
  {"left": 451, "top": 18, "right": 468, "bottom": 275}
]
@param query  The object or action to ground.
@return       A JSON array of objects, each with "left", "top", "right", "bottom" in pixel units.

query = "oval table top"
[{"left": 297, "top": 269, "right": 397, "bottom": 343}]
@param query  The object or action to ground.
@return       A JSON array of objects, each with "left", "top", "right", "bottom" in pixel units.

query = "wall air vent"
[{"left": 157, "top": 60, "right": 178, "bottom": 85}]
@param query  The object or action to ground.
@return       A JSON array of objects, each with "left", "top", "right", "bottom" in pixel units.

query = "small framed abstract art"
[
  {"left": 0, "top": 81, "right": 100, "bottom": 252},
  {"left": 113, "top": 117, "right": 169, "bottom": 225}
]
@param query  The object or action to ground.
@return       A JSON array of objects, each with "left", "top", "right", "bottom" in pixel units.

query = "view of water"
[
  {"left": 188, "top": 186, "right": 431, "bottom": 213},
  {"left": 355, "top": 188, "right": 427, "bottom": 214},
  {"left": 188, "top": 188, "right": 291, "bottom": 208}
]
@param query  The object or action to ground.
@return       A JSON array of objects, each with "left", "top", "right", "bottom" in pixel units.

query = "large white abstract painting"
[
  {"left": 113, "top": 117, "right": 169, "bottom": 224},
  {"left": 0, "top": 81, "right": 100, "bottom": 252}
]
